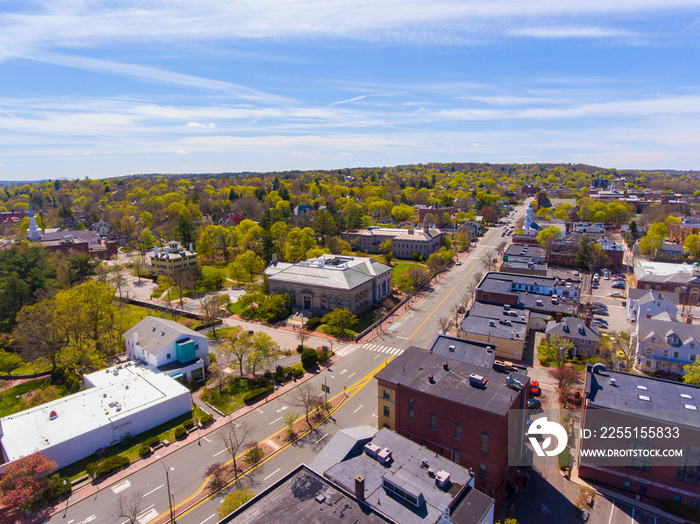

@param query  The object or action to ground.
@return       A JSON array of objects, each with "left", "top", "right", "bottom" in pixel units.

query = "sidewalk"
[{"left": 44, "top": 357, "right": 337, "bottom": 520}]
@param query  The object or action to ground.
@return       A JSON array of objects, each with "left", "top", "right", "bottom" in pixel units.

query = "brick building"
[
  {"left": 579, "top": 365, "right": 700, "bottom": 508},
  {"left": 375, "top": 346, "right": 529, "bottom": 512}
]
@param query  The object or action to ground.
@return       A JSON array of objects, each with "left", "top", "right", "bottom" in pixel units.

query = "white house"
[
  {"left": 635, "top": 315, "right": 700, "bottom": 376},
  {"left": 0, "top": 363, "right": 190, "bottom": 470},
  {"left": 626, "top": 289, "right": 679, "bottom": 322},
  {"left": 123, "top": 317, "right": 209, "bottom": 382}
]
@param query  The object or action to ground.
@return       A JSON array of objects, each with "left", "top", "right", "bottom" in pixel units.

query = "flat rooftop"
[
  {"left": 636, "top": 260, "right": 700, "bottom": 276},
  {"left": 0, "top": 365, "right": 188, "bottom": 463},
  {"left": 585, "top": 365, "right": 700, "bottom": 428},
  {"left": 425, "top": 334, "right": 496, "bottom": 368},
  {"left": 459, "top": 315, "right": 527, "bottom": 340},
  {"left": 375, "top": 347, "right": 528, "bottom": 416}
]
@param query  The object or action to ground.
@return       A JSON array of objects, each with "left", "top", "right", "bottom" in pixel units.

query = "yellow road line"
[{"left": 161, "top": 357, "right": 393, "bottom": 523}]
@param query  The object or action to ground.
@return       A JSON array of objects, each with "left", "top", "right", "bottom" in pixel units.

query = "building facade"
[
  {"left": 149, "top": 241, "right": 198, "bottom": 277},
  {"left": 264, "top": 254, "right": 392, "bottom": 315}
]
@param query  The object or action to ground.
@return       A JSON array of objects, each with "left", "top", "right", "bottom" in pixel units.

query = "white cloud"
[
  {"left": 508, "top": 26, "right": 634, "bottom": 39},
  {"left": 186, "top": 122, "right": 216, "bottom": 128}
]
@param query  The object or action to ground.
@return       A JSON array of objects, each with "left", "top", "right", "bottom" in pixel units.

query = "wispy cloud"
[
  {"left": 508, "top": 26, "right": 635, "bottom": 39},
  {"left": 186, "top": 122, "right": 216, "bottom": 129}
]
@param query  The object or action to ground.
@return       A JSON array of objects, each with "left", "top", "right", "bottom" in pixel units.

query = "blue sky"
[{"left": 1, "top": 1, "right": 700, "bottom": 180}]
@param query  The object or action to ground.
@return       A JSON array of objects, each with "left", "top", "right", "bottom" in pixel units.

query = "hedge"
[
  {"left": 183, "top": 418, "right": 195, "bottom": 430},
  {"left": 242, "top": 385, "right": 273, "bottom": 404},
  {"left": 305, "top": 316, "right": 323, "bottom": 330},
  {"left": 42, "top": 475, "right": 72, "bottom": 502},
  {"left": 174, "top": 425, "right": 187, "bottom": 440},
  {"left": 138, "top": 443, "right": 151, "bottom": 458},
  {"left": 200, "top": 413, "right": 214, "bottom": 426},
  {"left": 87, "top": 455, "right": 130, "bottom": 479}
]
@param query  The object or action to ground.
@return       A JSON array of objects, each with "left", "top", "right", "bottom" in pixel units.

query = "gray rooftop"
[
  {"left": 627, "top": 288, "right": 680, "bottom": 305},
  {"left": 265, "top": 254, "right": 391, "bottom": 290},
  {"left": 585, "top": 365, "right": 700, "bottom": 428},
  {"left": 425, "top": 334, "right": 496, "bottom": 368},
  {"left": 375, "top": 347, "right": 528, "bottom": 416},
  {"left": 545, "top": 317, "right": 600, "bottom": 343},
  {"left": 322, "top": 428, "right": 494, "bottom": 524},
  {"left": 123, "top": 316, "right": 202, "bottom": 356},
  {"left": 460, "top": 315, "right": 527, "bottom": 340},
  {"left": 467, "top": 302, "right": 530, "bottom": 325},
  {"left": 310, "top": 425, "right": 378, "bottom": 475},
  {"left": 223, "top": 464, "right": 392, "bottom": 524},
  {"left": 637, "top": 316, "right": 700, "bottom": 346}
]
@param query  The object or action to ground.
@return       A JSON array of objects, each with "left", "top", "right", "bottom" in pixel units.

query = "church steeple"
[{"left": 27, "top": 203, "right": 42, "bottom": 242}]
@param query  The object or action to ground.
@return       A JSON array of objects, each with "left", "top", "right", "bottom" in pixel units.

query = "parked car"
[
  {"left": 528, "top": 398, "right": 542, "bottom": 410},
  {"left": 590, "top": 302, "right": 608, "bottom": 309},
  {"left": 591, "top": 308, "right": 609, "bottom": 315},
  {"left": 530, "top": 380, "right": 541, "bottom": 396},
  {"left": 456, "top": 260, "right": 462, "bottom": 266},
  {"left": 612, "top": 282, "right": 625, "bottom": 289},
  {"left": 593, "top": 316, "right": 608, "bottom": 324},
  {"left": 609, "top": 291, "right": 625, "bottom": 298}
]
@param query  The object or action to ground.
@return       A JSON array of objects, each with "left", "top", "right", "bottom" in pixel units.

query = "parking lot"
[
  {"left": 581, "top": 269, "right": 634, "bottom": 338},
  {"left": 606, "top": 500, "right": 676, "bottom": 524}
]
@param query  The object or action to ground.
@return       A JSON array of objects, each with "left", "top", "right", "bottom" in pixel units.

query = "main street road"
[{"left": 44, "top": 203, "right": 529, "bottom": 524}]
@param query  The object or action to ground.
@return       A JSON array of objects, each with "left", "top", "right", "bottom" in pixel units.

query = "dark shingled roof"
[{"left": 375, "top": 347, "right": 528, "bottom": 416}]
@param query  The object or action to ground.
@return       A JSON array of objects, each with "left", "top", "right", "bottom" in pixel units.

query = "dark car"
[
  {"left": 591, "top": 309, "right": 609, "bottom": 316},
  {"left": 528, "top": 398, "right": 542, "bottom": 410}
]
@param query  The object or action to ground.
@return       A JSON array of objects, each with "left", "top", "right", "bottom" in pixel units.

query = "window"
[
  {"left": 408, "top": 398, "right": 415, "bottom": 418},
  {"left": 454, "top": 422, "right": 462, "bottom": 441},
  {"left": 429, "top": 413, "right": 437, "bottom": 431},
  {"left": 628, "top": 438, "right": 653, "bottom": 472},
  {"left": 166, "top": 353, "right": 171, "bottom": 359},
  {"left": 479, "top": 463, "right": 487, "bottom": 477},
  {"left": 623, "top": 481, "right": 631, "bottom": 488},
  {"left": 674, "top": 495, "right": 681, "bottom": 502},
  {"left": 663, "top": 350, "right": 669, "bottom": 357},
  {"left": 639, "top": 486, "right": 647, "bottom": 493},
  {"left": 678, "top": 446, "right": 700, "bottom": 485},
  {"left": 674, "top": 352, "right": 679, "bottom": 359},
  {"left": 383, "top": 405, "right": 391, "bottom": 418},
  {"left": 480, "top": 432, "right": 489, "bottom": 451},
  {"left": 383, "top": 389, "right": 391, "bottom": 400},
  {"left": 453, "top": 451, "right": 460, "bottom": 464}
]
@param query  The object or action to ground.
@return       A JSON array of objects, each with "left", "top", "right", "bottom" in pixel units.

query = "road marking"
[
  {"left": 339, "top": 369, "right": 347, "bottom": 375},
  {"left": 256, "top": 408, "right": 264, "bottom": 414},
  {"left": 347, "top": 372, "right": 356, "bottom": 379},
  {"left": 374, "top": 354, "right": 380, "bottom": 359},
  {"left": 143, "top": 484, "right": 164, "bottom": 497},
  {"left": 269, "top": 416, "right": 282, "bottom": 425},
  {"left": 316, "top": 434, "right": 328, "bottom": 444},
  {"left": 607, "top": 501, "right": 615, "bottom": 524},
  {"left": 372, "top": 413, "right": 377, "bottom": 417},
  {"left": 213, "top": 448, "right": 228, "bottom": 457},
  {"left": 353, "top": 404, "right": 363, "bottom": 413},
  {"left": 78, "top": 516, "right": 96, "bottom": 524},
  {"left": 276, "top": 406, "right": 289, "bottom": 413},
  {"left": 264, "top": 468, "right": 281, "bottom": 481},
  {"left": 200, "top": 515, "right": 216, "bottom": 524},
  {"left": 202, "top": 436, "right": 211, "bottom": 443},
  {"left": 111, "top": 479, "right": 131, "bottom": 494},
  {"left": 137, "top": 507, "right": 158, "bottom": 524}
]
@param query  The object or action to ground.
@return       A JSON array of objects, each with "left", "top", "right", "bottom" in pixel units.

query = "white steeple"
[{"left": 27, "top": 203, "right": 42, "bottom": 242}]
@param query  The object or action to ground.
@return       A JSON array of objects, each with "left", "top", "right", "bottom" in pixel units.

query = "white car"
[{"left": 609, "top": 291, "right": 625, "bottom": 298}]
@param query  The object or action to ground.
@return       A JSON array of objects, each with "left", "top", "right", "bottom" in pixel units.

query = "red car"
[{"left": 530, "top": 380, "right": 541, "bottom": 396}]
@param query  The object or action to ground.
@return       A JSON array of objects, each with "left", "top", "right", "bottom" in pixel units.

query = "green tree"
[
  {"left": 536, "top": 226, "right": 562, "bottom": 258},
  {"left": 14, "top": 296, "right": 68, "bottom": 372},
  {"left": 247, "top": 331, "right": 278, "bottom": 375},
  {"left": 236, "top": 250, "right": 264, "bottom": 282},
  {"left": 176, "top": 212, "right": 197, "bottom": 247},
  {"left": 684, "top": 233, "right": 700, "bottom": 260},
  {"left": 137, "top": 228, "right": 157, "bottom": 255},
  {"left": 228, "top": 260, "right": 248, "bottom": 286},
  {"left": 538, "top": 335, "right": 575, "bottom": 366},
  {"left": 301, "top": 347, "right": 318, "bottom": 370},
  {"left": 0, "top": 350, "right": 23, "bottom": 377},
  {"left": 390, "top": 204, "right": 414, "bottom": 223},
  {"left": 323, "top": 308, "right": 357, "bottom": 338},
  {"left": 218, "top": 486, "right": 254, "bottom": 520},
  {"left": 684, "top": 361, "right": 700, "bottom": 386}
]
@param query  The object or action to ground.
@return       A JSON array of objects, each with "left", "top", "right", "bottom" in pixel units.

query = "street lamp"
[{"left": 155, "top": 456, "right": 175, "bottom": 523}]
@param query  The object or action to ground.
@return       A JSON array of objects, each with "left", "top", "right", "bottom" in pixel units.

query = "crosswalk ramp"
[
  {"left": 333, "top": 343, "right": 404, "bottom": 358},
  {"left": 362, "top": 343, "right": 404, "bottom": 356}
]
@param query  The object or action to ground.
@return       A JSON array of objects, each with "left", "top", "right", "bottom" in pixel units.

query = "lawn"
[
  {"left": 116, "top": 303, "right": 201, "bottom": 331},
  {"left": 0, "top": 378, "right": 71, "bottom": 418},
  {"left": 201, "top": 377, "right": 254, "bottom": 414},
  {"left": 391, "top": 261, "right": 426, "bottom": 281}
]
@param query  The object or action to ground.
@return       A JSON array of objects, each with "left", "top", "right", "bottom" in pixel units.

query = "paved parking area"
[
  {"left": 581, "top": 270, "right": 634, "bottom": 337},
  {"left": 607, "top": 500, "right": 676, "bottom": 524}
]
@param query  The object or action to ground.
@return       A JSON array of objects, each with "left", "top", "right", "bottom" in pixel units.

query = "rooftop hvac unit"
[
  {"left": 469, "top": 374, "right": 487, "bottom": 387},
  {"left": 435, "top": 471, "right": 451, "bottom": 488},
  {"left": 377, "top": 447, "right": 393, "bottom": 465},
  {"left": 448, "top": 345, "right": 456, "bottom": 352},
  {"left": 364, "top": 442, "right": 381, "bottom": 458}
]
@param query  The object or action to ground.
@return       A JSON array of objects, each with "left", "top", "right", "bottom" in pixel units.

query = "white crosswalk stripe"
[
  {"left": 362, "top": 343, "right": 404, "bottom": 356},
  {"left": 334, "top": 345, "right": 357, "bottom": 357}
]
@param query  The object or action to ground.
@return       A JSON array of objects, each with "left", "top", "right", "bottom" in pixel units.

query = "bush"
[
  {"left": 274, "top": 365, "right": 285, "bottom": 383},
  {"left": 293, "top": 368, "right": 303, "bottom": 378},
  {"left": 174, "top": 425, "right": 187, "bottom": 440},
  {"left": 144, "top": 436, "right": 160, "bottom": 448},
  {"left": 87, "top": 455, "right": 130, "bottom": 480},
  {"left": 263, "top": 370, "right": 272, "bottom": 380},
  {"left": 138, "top": 443, "right": 151, "bottom": 458},
  {"left": 305, "top": 316, "right": 323, "bottom": 330},
  {"left": 296, "top": 344, "right": 305, "bottom": 354},
  {"left": 301, "top": 347, "right": 318, "bottom": 370},
  {"left": 42, "top": 475, "right": 72, "bottom": 502},
  {"left": 242, "top": 385, "right": 273, "bottom": 404},
  {"left": 200, "top": 413, "right": 214, "bottom": 427},
  {"left": 183, "top": 418, "right": 195, "bottom": 430},
  {"left": 209, "top": 352, "right": 217, "bottom": 364}
]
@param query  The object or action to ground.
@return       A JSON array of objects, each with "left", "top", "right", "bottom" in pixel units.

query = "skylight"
[
  {"left": 638, "top": 395, "right": 651, "bottom": 402},
  {"left": 684, "top": 404, "right": 698, "bottom": 411},
  {"left": 636, "top": 385, "right": 648, "bottom": 391},
  {"left": 680, "top": 393, "right": 693, "bottom": 399}
]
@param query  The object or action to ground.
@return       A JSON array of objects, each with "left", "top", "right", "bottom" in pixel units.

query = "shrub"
[
  {"left": 263, "top": 370, "right": 272, "bottom": 380},
  {"left": 301, "top": 347, "right": 318, "bottom": 370},
  {"left": 245, "top": 442, "right": 265, "bottom": 466},
  {"left": 293, "top": 368, "right": 303, "bottom": 378},
  {"left": 274, "top": 365, "right": 285, "bottom": 383},
  {"left": 138, "top": 443, "right": 151, "bottom": 458},
  {"left": 305, "top": 316, "right": 323, "bottom": 330},
  {"left": 42, "top": 475, "right": 72, "bottom": 502},
  {"left": 209, "top": 352, "right": 217, "bottom": 364},
  {"left": 242, "top": 385, "right": 273, "bottom": 404},
  {"left": 145, "top": 436, "right": 160, "bottom": 448},
  {"left": 87, "top": 455, "right": 130, "bottom": 480},
  {"left": 200, "top": 413, "right": 214, "bottom": 427},
  {"left": 183, "top": 418, "right": 195, "bottom": 430},
  {"left": 296, "top": 344, "right": 305, "bottom": 354},
  {"left": 174, "top": 425, "right": 187, "bottom": 440}
]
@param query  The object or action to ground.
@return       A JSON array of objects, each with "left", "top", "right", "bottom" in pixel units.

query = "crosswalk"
[{"left": 334, "top": 343, "right": 404, "bottom": 358}]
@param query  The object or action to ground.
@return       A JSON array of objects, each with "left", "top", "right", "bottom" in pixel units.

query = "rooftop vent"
[
  {"left": 435, "top": 470, "right": 451, "bottom": 488},
  {"left": 610, "top": 378, "right": 617, "bottom": 387},
  {"left": 592, "top": 363, "right": 607, "bottom": 375},
  {"left": 377, "top": 447, "right": 392, "bottom": 465},
  {"left": 443, "top": 361, "right": 449, "bottom": 371},
  {"left": 421, "top": 459, "right": 429, "bottom": 468},
  {"left": 49, "top": 410, "right": 58, "bottom": 420},
  {"left": 489, "top": 320, "right": 496, "bottom": 327},
  {"left": 428, "top": 373, "right": 435, "bottom": 384},
  {"left": 469, "top": 373, "right": 487, "bottom": 387},
  {"left": 448, "top": 345, "right": 455, "bottom": 352}
]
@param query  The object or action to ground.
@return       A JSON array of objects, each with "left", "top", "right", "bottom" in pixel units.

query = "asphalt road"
[{"left": 41, "top": 204, "right": 529, "bottom": 524}]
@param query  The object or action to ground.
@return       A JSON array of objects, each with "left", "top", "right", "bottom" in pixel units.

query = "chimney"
[
  {"left": 355, "top": 476, "right": 365, "bottom": 501},
  {"left": 272, "top": 253, "right": 278, "bottom": 263},
  {"left": 585, "top": 316, "right": 591, "bottom": 327},
  {"left": 443, "top": 361, "right": 449, "bottom": 371},
  {"left": 133, "top": 332, "right": 139, "bottom": 345},
  {"left": 428, "top": 373, "right": 435, "bottom": 384},
  {"left": 555, "top": 312, "right": 562, "bottom": 322},
  {"left": 189, "top": 242, "right": 193, "bottom": 252}
]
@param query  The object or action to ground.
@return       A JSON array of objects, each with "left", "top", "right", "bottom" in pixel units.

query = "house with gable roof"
[{"left": 123, "top": 316, "right": 209, "bottom": 382}]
